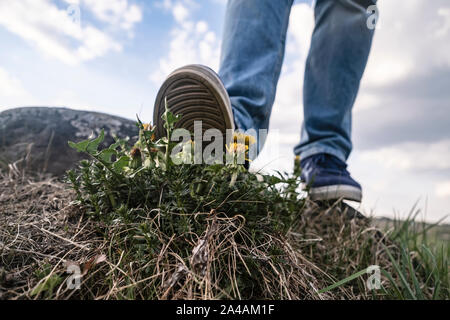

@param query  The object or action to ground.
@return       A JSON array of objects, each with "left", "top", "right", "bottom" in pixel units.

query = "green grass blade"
[
  {"left": 405, "top": 246, "right": 425, "bottom": 299},
  {"left": 383, "top": 244, "right": 417, "bottom": 299},
  {"left": 422, "top": 244, "right": 442, "bottom": 299},
  {"left": 319, "top": 268, "right": 368, "bottom": 294},
  {"left": 381, "top": 269, "right": 403, "bottom": 299}
]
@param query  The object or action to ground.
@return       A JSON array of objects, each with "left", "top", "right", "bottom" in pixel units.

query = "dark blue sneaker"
[{"left": 300, "top": 153, "right": 362, "bottom": 202}]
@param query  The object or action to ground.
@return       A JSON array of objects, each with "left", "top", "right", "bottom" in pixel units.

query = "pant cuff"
[{"left": 297, "top": 145, "right": 348, "bottom": 163}]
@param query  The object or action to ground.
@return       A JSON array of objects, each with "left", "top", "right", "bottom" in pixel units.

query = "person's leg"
[
  {"left": 219, "top": 0, "right": 294, "bottom": 144},
  {"left": 294, "top": 0, "right": 377, "bottom": 162}
]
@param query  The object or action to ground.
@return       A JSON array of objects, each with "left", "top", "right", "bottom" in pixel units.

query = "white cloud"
[
  {"left": 47, "top": 89, "right": 96, "bottom": 111},
  {"left": 76, "top": 26, "right": 121, "bottom": 61},
  {"left": 150, "top": 1, "right": 220, "bottom": 84},
  {"left": 353, "top": 92, "right": 380, "bottom": 111},
  {"left": 253, "top": 3, "right": 314, "bottom": 173},
  {"left": 436, "top": 181, "right": 450, "bottom": 198},
  {"left": 172, "top": 3, "right": 190, "bottom": 23},
  {"left": 262, "top": 0, "right": 450, "bottom": 170},
  {"left": 360, "top": 140, "right": 450, "bottom": 171},
  {"left": 81, "top": 0, "right": 142, "bottom": 30},
  {"left": 435, "top": 8, "right": 450, "bottom": 37},
  {"left": 196, "top": 21, "right": 208, "bottom": 33},
  {"left": 272, "top": 3, "right": 314, "bottom": 114},
  {"left": 362, "top": 0, "right": 450, "bottom": 89},
  {"left": 209, "top": 0, "right": 227, "bottom": 5},
  {"left": 0, "top": 0, "right": 142, "bottom": 65},
  {"left": 0, "top": 67, "right": 33, "bottom": 110},
  {"left": 0, "top": 67, "right": 27, "bottom": 97}
]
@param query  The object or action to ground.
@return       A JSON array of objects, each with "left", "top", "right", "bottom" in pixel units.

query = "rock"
[{"left": 0, "top": 107, "right": 139, "bottom": 177}]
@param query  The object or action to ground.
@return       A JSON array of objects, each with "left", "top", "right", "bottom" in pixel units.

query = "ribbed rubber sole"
[
  {"left": 309, "top": 184, "right": 362, "bottom": 202},
  {"left": 153, "top": 64, "right": 234, "bottom": 139}
]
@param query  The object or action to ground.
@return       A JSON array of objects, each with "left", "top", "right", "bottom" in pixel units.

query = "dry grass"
[
  {"left": 0, "top": 170, "right": 413, "bottom": 300},
  {"left": 0, "top": 169, "right": 101, "bottom": 299}
]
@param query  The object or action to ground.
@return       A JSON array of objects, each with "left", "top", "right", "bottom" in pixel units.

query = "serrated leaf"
[
  {"left": 98, "top": 149, "right": 116, "bottom": 163},
  {"left": 113, "top": 155, "right": 130, "bottom": 172},
  {"left": 86, "top": 129, "right": 105, "bottom": 154},
  {"left": 108, "top": 141, "right": 121, "bottom": 151},
  {"left": 165, "top": 111, "right": 180, "bottom": 124},
  {"left": 68, "top": 139, "right": 90, "bottom": 153},
  {"left": 143, "top": 130, "right": 154, "bottom": 140}
]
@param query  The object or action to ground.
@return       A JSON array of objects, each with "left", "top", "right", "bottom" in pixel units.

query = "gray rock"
[{"left": 0, "top": 107, "right": 139, "bottom": 177}]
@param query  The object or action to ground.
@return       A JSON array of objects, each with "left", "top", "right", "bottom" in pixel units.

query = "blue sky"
[
  {"left": 0, "top": 0, "right": 449, "bottom": 222},
  {"left": 0, "top": 0, "right": 230, "bottom": 121}
]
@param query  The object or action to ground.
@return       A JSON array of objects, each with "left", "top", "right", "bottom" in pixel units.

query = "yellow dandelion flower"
[
  {"left": 233, "top": 132, "right": 256, "bottom": 145},
  {"left": 141, "top": 123, "right": 156, "bottom": 141},
  {"left": 226, "top": 142, "right": 248, "bottom": 154},
  {"left": 142, "top": 123, "right": 152, "bottom": 131}
]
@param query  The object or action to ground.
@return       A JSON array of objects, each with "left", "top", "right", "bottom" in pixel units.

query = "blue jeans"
[{"left": 218, "top": 0, "right": 376, "bottom": 162}]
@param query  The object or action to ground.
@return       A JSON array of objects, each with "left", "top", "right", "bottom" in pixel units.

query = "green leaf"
[
  {"left": 113, "top": 155, "right": 130, "bottom": 172},
  {"left": 68, "top": 139, "right": 90, "bottom": 153},
  {"left": 98, "top": 149, "right": 116, "bottom": 163},
  {"left": 68, "top": 129, "right": 105, "bottom": 155},
  {"left": 108, "top": 141, "right": 121, "bottom": 151},
  {"left": 86, "top": 129, "right": 105, "bottom": 154},
  {"left": 143, "top": 130, "right": 154, "bottom": 140},
  {"left": 166, "top": 111, "right": 180, "bottom": 123}
]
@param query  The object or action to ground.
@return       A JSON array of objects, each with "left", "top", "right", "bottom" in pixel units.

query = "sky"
[{"left": 0, "top": 0, "right": 449, "bottom": 223}]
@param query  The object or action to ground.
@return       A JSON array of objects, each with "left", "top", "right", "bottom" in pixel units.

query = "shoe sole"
[
  {"left": 153, "top": 64, "right": 234, "bottom": 139},
  {"left": 309, "top": 184, "right": 362, "bottom": 202}
]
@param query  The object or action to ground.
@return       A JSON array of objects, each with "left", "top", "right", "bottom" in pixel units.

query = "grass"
[{"left": 0, "top": 104, "right": 448, "bottom": 300}]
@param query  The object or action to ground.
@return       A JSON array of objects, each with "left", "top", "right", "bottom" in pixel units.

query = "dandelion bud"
[
  {"left": 130, "top": 147, "right": 142, "bottom": 169},
  {"left": 294, "top": 155, "right": 301, "bottom": 177}
]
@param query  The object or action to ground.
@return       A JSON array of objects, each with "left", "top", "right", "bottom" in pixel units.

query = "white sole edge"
[{"left": 309, "top": 184, "right": 362, "bottom": 202}]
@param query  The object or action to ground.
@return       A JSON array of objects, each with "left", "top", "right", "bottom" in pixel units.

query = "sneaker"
[
  {"left": 300, "top": 153, "right": 362, "bottom": 202},
  {"left": 153, "top": 64, "right": 234, "bottom": 139}
]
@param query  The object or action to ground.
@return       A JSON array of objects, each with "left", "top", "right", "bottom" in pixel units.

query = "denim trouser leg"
[
  {"left": 218, "top": 0, "right": 294, "bottom": 136},
  {"left": 219, "top": 0, "right": 376, "bottom": 162},
  {"left": 294, "top": 0, "right": 376, "bottom": 162}
]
